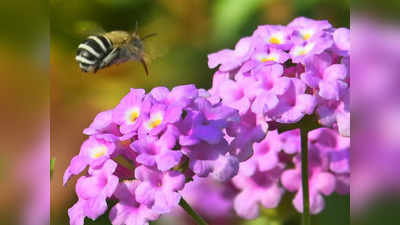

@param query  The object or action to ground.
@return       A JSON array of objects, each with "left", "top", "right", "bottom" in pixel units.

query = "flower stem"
[
  {"left": 300, "top": 126, "right": 311, "bottom": 225},
  {"left": 50, "top": 157, "right": 56, "bottom": 180},
  {"left": 179, "top": 197, "right": 208, "bottom": 225}
]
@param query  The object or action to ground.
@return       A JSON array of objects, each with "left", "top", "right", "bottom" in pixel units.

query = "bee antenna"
[
  {"left": 142, "top": 33, "right": 157, "bottom": 40},
  {"left": 135, "top": 21, "right": 139, "bottom": 34}
]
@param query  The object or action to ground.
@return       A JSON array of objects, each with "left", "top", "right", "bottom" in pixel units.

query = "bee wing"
[
  {"left": 74, "top": 20, "right": 106, "bottom": 37},
  {"left": 141, "top": 35, "right": 167, "bottom": 63}
]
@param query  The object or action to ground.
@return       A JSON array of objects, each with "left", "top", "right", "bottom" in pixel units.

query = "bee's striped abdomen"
[{"left": 76, "top": 35, "right": 113, "bottom": 73}]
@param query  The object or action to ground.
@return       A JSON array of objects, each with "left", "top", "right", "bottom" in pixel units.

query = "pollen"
[
  {"left": 146, "top": 113, "right": 163, "bottom": 130},
  {"left": 150, "top": 118, "right": 162, "bottom": 128},
  {"left": 261, "top": 56, "right": 277, "bottom": 62},
  {"left": 130, "top": 111, "right": 139, "bottom": 122},
  {"left": 294, "top": 43, "right": 315, "bottom": 56},
  {"left": 90, "top": 146, "right": 108, "bottom": 159},
  {"left": 303, "top": 33, "right": 312, "bottom": 40},
  {"left": 126, "top": 107, "right": 140, "bottom": 124},
  {"left": 269, "top": 36, "right": 281, "bottom": 44}
]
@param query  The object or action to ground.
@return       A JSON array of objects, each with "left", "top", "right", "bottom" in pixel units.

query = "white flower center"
[
  {"left": 125, "top": 107, "right": 140, "bottom": 124},
  {"left": 145, "top": 113, "right": 163, "bottom": 130}
]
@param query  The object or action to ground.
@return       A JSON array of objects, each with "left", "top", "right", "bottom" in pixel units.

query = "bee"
[{"left": 75, "top": 24, "right": 156, "bottom": 75}]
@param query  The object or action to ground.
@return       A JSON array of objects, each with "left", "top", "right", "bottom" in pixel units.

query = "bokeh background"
[
  {"left": 10, "top": 0, "right": 400, "bottom": 225},
  {"left": 50, "top": 1, "right": 349, "bottom": 225}
]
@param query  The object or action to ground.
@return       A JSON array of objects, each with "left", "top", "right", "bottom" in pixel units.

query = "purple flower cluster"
[
  {"left": 64, "top": 17, "right": 350, "bottom": 225},
  {"left": 208, "top": 17, "right": 349, "bottom": 136},
  {"left": 64, "top": 84, "right": 264, "bottom": 225},
  {"left": 206, "top": 17, "right": 350, "bottom": 218}
]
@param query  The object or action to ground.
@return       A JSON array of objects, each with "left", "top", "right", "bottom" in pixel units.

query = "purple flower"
[
  {"left": 112, "top": 89, "right": 148, "bottom": 134},
  {"left": 280, "top": 128, "right": 301, "bottom": 154},
  {"left": 208, "top": 36, "right": 255, "bottom": 72},
  {"left": 232, "top": 166, "right": 284, "bottom": 219},
  {"left": 301, "top": 53, "right": 348, "bottom": 101},
  {"left": 63, "top": 136, "right": 116, "bottom": 185},
  {"left": 281, "top": 165, "right": 336, "bottom": 214},
  {"left": 281, "top": 128, "right": 349, "bottom": 214},
  {"left": 83, "top": 109, "right": 119, "bottom": 136},
  {"left": 266, "top": 77, "right": 317, "bottom": 123},
  {"left": 110, "top": 180, "right": 160, "bottom": 225},
  {"left": 239, "top": 130, "right": 282, "bottom": 176},
  {"left": 135, "top": 166, "right": 186, "bottom": 214},
  {"left": 239, "top": 47, "right": 289, "bottom": 74},
  {"left": 180, "top": 176, "right": 235, "bottom": 219},
  {"left": 288, "top": 17, "right": 332, "bottom": 42},
  {"left": 139, "top": 100, "right": 182, "bottom": 136},
  {"left": 333, "top": 28, "right": 350, "bottom": 54},
  {"left": 316, "top": 89, "right": 349, "bottom": 135},
  {"left": 68, "top": 160, "right": 119, "bottom": 224},
  {"left": 178, "top": 109, "right": 224, "bottom": 146},
  {"left": 218, "top": 77, "right": 256, "bottom": 114},
  {"left": 288, "top": 17, "right": 333, "bottom": 63},
  {"left": 292, "top": 171, "right": 336, "bottom": 214},
  {"left": 208, "top": 71, "right": 230, "bottom": 104},
  {"left": 227, "top": 110, "right": 267, "bottom": 161},
  {"left": 308, "top": 128, "right": 350, "bottom": 174},
  {"left": 289, "top": 34, "right": 333, "bottom": 64},
  {"left": 250, "top": 64, "right": 285, "bottom": 115},
  {"left": 64, "top": 17, "right": 351, "bottom": 223},
  {"left": 181, "top": 139, "right": 238, "bottom": 181},
  {"left": 131, "top": 128, "right": 182, "bottom": 171},
  {"left": 252, "top": 25, "right": 293, "bottom": 50}
]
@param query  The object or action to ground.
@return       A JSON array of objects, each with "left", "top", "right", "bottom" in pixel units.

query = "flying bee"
[{"left": 75, "top": 24, "right": 156, "bottom": 75}]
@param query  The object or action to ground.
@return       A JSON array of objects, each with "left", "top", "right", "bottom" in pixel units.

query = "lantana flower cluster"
[
  {"left": 209, "top": 17, "right": 349, "bottom": 136},
  {"left": 206, "top": 17, "right": 350, "bottom": 218},
  {"left": 64, "top": 17, "right": 350, "bottom": 225},
  {"left": 180, "top": 127, "right": 349, "bottom": 220},
  {"left": 64, "top": 85, "right": 265, "bottom": 225}
]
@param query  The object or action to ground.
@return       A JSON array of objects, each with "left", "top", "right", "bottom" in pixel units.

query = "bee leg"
[
  {"left": 99, "top": 48, "right": 120, "bottom": 69},
  {"left": 140, "top": 58, "right": 149, "bottom": 76}
]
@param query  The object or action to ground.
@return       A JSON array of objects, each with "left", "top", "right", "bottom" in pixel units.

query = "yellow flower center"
[
  {"left": 126, "top": 107, "right": 140, "bottom": 124},
  {"left": 130, "top": 111, "right": 139, "bottom": 122},
  {"left": 269, "top": 36, "right": 281, "bottom": 44},
  {"left": 145, "top": 113, "right": 163, "bottom": 130},
  {"left": 261, "top": 56, "right": 277, "bottom": 62},
  {"left": 90, "top": 146, "right": 108, "bottom": 159},
  {"left": 303, "top": 33, "right": 312, "bottom": 40},
  {"left": 294, "top": 43, "right": 315, "bottom": 56},
  {"left": 150, "top": 118, "right": 162, "bottom": 128}
]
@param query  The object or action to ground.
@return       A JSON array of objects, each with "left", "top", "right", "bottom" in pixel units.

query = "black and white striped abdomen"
[{"left": 76, "top": 35, "right": 113, "bottom": 73}]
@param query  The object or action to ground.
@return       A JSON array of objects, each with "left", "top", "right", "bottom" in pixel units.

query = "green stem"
[
  {"left": 50, "top": 157, "right": 56, "bottom": 180},
  {"left": 300, "top": 127, "right": 311, "bottom": 225},
  {"left": 179, "top": 197, "right": 208, "bottom": 225},
  {"left": 276, "top": 115, "right": 319, "bottom": 225}
]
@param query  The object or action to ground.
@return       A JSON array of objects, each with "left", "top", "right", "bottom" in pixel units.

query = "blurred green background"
[{"left": 50, "top": 0, "right": 349, "bottom": 225}]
